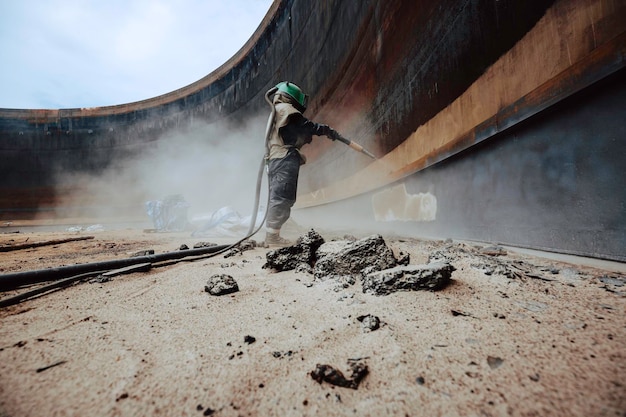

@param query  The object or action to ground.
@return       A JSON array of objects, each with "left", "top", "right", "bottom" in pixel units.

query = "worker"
[{"left": 264, "top": 81, "right": 343, "bottom": 246}]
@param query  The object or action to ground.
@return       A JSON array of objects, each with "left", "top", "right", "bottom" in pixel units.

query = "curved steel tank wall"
[{"left": 0, "top": 0, "right": 624, "bottom": 260}]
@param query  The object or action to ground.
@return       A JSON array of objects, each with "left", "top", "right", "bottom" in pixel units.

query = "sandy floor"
[{"left": 0, "top": 225, "right": 624, "bottom": 416}]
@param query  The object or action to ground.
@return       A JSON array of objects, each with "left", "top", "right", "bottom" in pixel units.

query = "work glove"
[
  {"left": 316, "top": 123, "right": 344, "bottom": 142},
  {"left": 329, "top": 129, "right": 347, "bottom": 142},
  {"left": 329, "top": 129, "right": 342, "bottom": 141},
  {"left": 316, "top": 124, "right": 333, "bottom": 138},
  {"left": 323, "top": 125, "right": 342, "bottom": 141}
]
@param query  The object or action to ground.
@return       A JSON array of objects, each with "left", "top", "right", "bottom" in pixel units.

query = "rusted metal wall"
[
  {"left": 299, "top": 69, "right": 626, "bottom": 261},
  {"left": 0, "top": 0, "right": 624, "bottom": 260}
]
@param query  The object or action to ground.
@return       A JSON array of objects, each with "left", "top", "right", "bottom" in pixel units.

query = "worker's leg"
[{"left": 266, "top": 151, "right": 300, "bottom": 241}]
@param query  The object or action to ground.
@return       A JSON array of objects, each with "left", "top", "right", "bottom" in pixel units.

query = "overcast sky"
[{"left": 0, "top": 0, "right": 273, "bottom": 109}]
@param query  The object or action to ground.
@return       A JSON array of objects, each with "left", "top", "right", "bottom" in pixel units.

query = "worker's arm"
[
  {"left": 299, "top": 117, "right": 341, "bottom": 140},
  {"left": 281, "top": 113, "right": 341, "bottom": 144},
  {"left": 289, "top": 114, "right": 377, "bottom": 159}
]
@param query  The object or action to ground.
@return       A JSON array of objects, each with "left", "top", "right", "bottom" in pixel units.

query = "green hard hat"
[{"left": 275, "top": 81, "right": 309, "bottom": 111}]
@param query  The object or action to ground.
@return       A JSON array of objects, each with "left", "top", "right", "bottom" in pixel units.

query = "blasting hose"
[{"left": 245, "top": 86, "right": 278, "bottom": 237}]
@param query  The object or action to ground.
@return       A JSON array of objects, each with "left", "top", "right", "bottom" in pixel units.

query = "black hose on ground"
[
  {"left": 0, "top": 244, "right": 232, "bottom": 292},
  {"left": 0, "top": 263, "right": 157, "bottom": 308},
  {"left": 0, "top": 270, "right": 108, "bottom": 308}
]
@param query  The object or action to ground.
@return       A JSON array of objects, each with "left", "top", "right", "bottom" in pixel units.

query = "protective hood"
[{"left": 274, "top": 81, "right": 308, "bottom": 112}]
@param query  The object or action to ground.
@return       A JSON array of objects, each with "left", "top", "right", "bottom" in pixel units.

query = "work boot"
[{"left": 265, "top": 232, "right": 292, "bottom": 247}]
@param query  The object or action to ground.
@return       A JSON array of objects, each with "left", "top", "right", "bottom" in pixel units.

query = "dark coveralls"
[{"left": 266, "top": 94, "right": 336, "bottom": 232}]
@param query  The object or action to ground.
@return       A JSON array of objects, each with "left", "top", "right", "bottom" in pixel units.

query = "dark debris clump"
[
  {"left": 310, "top": 359, "right": 369, "bottom": 390},
  {"left": 263, "top": 229, "right": 325, "bottom": 272}
]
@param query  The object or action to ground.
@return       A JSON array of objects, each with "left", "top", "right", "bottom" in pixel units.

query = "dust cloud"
[{"left": 50, "top": 113, "right": 270, "bottom": 224}]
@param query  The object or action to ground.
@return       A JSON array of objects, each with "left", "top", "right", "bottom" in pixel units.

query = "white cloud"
[{"left": 0, "top": 0, "right": 273, "bottom": 109}]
